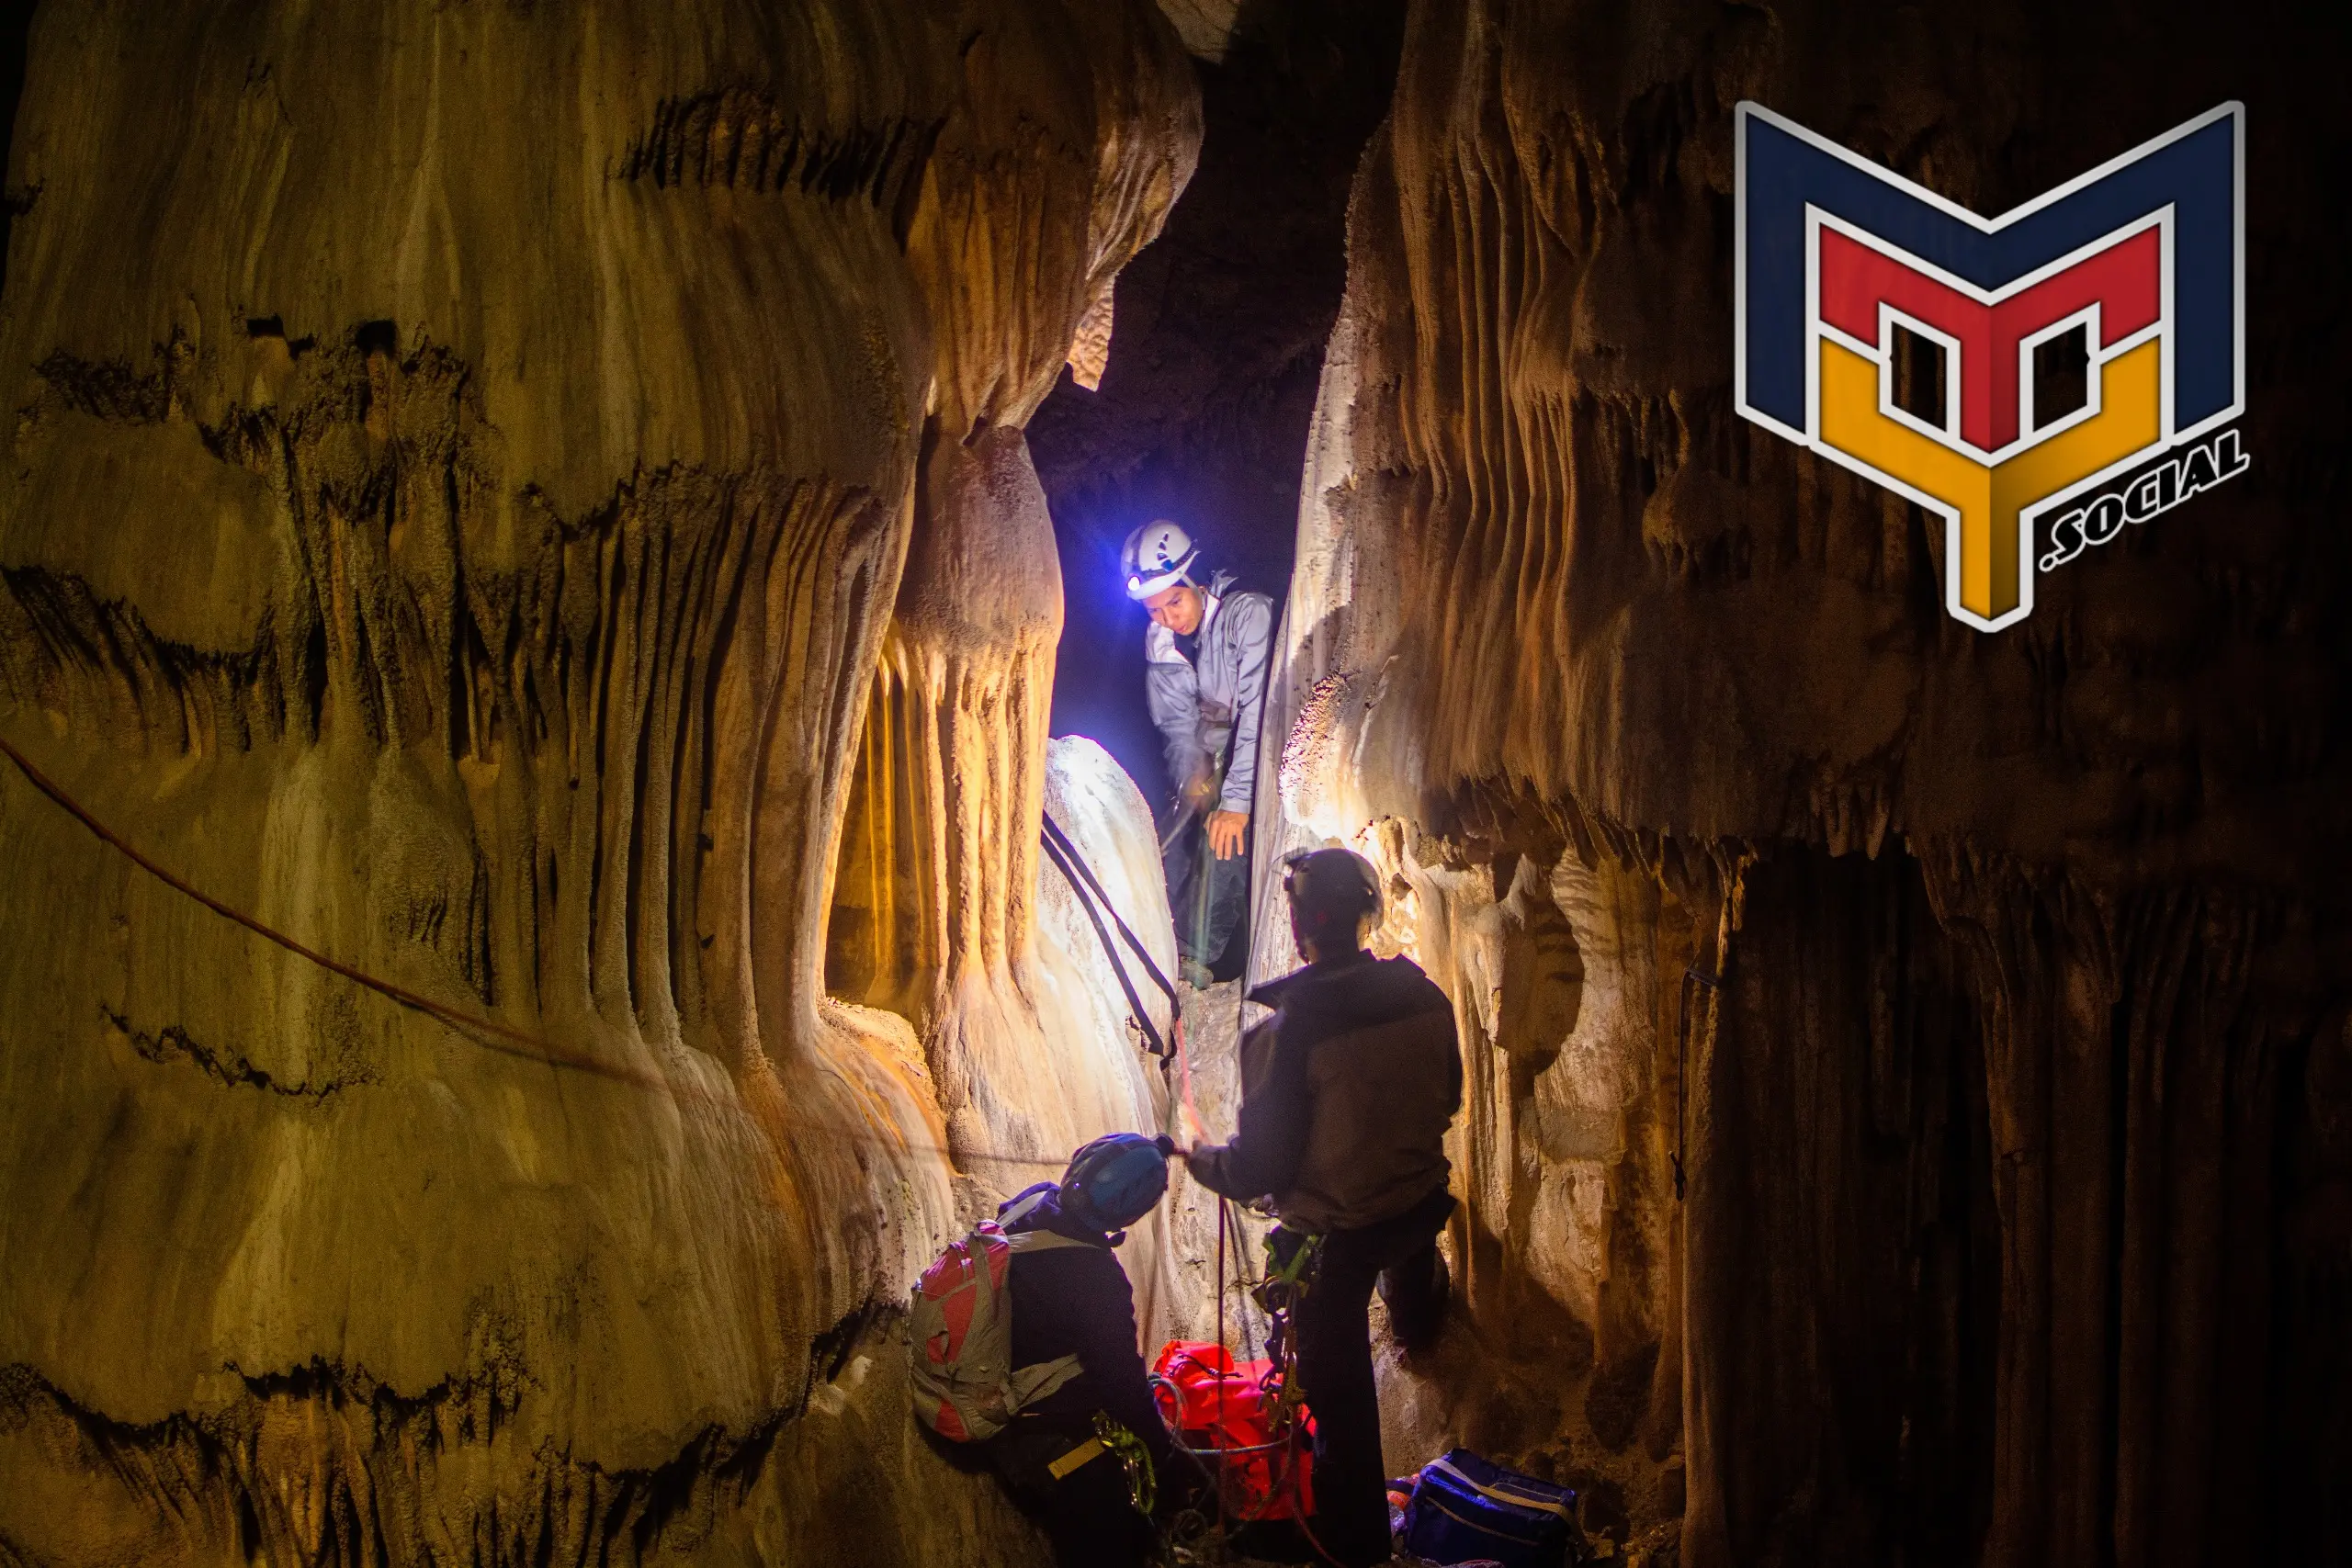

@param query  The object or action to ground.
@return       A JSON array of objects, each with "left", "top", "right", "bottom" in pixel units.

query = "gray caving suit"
[{"left": 1144, "top": 570, "right": 1273, "bottom": 970}]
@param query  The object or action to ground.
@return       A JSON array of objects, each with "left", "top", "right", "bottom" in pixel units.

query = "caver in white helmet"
[{"left": 1120, "top": 521, "right": 1198, "bottom": 600}]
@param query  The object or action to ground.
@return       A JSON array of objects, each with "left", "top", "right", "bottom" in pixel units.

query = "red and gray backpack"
[{"left": 909, "top": 1193, "right": 1087, "bottom": 1441}]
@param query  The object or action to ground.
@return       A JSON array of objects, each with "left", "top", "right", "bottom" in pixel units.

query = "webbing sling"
[
  {"left": 1039, "top": 812, "right": 1181, "bottom": 1059},
  {"left": 1042, "top": 813, "right": 1181, "bottom": 1010}
]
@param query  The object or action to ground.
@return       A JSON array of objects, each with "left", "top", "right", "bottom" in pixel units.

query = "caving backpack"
[{"left": 909, "top": 1192, "right": 1088, "bottom": 1441}]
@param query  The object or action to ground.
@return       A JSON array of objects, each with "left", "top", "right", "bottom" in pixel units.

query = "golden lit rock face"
[
  {"left": 1263, "top": 0, "right": 2350, "bottom": 1562},
  {"left": 827, "top": 0, "right": 1196, "bottom": 1173},
  {"left": 0, "top": 0, "right": 1196, "bottom": 1560}
]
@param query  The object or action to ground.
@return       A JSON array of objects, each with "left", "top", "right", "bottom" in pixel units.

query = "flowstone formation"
[
  {"left": 0, "top": 1, "right": 1198, "bottom": 1561},
  {"left": 1261, "top": 1, "right": 2350, "bottom": 1563}
]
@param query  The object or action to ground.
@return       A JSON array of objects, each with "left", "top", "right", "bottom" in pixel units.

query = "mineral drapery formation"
[
  {"left": 1263, "top": 1, "right": 2349, "bottom": 1563},
  {"left": 0, "top": 1, "right": 1196, "bottom": 1560}
]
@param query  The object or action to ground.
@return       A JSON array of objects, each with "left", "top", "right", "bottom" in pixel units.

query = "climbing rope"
[
  {"left": 1215, "top": 1191, "right": 1230, "bottom": 1544},
  {"left": 1039, "top": 811, "right": 1179, "bottom": 1059},
  {"left": 0, "top": 727, "right": 1079, "bottom": 1170},
  {"left": 0, "top": 730, "right": 569, "bottom": 1066}
]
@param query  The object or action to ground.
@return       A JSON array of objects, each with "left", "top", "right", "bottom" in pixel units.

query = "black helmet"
[{"left": 1281, "top": 847, "right": 1383, "bottom": 941}]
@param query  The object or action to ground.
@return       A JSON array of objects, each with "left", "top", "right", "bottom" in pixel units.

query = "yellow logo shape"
[{"left": 1817, "top": 335, "right": 2162, "bottom": 625}]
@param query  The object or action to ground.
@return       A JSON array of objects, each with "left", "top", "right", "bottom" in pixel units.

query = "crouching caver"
[
  {"left": 987, "top": 1134, "right": 1180, "bottom": 1568},
  {"left": 1182, "top": 849, "right": 1464, "bottom": 1568},
  {"left": 1121, "top": 520, "right": 1275, "bottom": 987}
]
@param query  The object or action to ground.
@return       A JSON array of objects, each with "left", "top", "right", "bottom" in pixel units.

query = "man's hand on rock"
[{"left": 1206, "top": 808, "right": 1248, "bottom": 860}]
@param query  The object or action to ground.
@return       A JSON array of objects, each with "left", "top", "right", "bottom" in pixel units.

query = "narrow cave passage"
[{"left": 1027, "top": 1, "right": 1406, "bottom": 840}]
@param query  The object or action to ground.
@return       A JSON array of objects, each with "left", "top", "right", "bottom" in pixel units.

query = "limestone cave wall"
[
  {"left": 1264, "top": 1, "right": 2351, "bottom": 1563},
  {"left": 0, "top": 1, "right": 1198, "bottom": 1562}
]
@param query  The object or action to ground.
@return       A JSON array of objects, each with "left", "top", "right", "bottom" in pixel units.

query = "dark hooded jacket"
[
  {"left": 998, "top": 1183, "right": 1172, "bottom": 1468},
  {"left": 1189, "top": 950, "right": 1462, "bottom": 1232}
]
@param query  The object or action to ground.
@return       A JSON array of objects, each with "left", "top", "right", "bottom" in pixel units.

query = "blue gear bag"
[{"left": 1401, "top": 1448, "right": 1584, "bottom": 1568}]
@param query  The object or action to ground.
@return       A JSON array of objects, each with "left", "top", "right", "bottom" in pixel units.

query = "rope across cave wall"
[{"left": 0, "top": 724, "right": 1093, "bottom": 1173}]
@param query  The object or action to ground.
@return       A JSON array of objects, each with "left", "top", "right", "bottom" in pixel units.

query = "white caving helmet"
[{"left": 1121, "top": 520, "right": 1198, "bottom": 601}]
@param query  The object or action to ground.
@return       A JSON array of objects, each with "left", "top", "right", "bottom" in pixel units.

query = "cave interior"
[{"left": 0, "top": 1, "right": 2346, "bottom": 1565}]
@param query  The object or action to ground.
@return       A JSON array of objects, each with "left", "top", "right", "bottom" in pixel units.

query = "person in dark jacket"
[
  {"left": 989, "top": 1134, "right": 1179, "bottom": 1568},
  {"left": 1183, "top": 848, "right": 1464, "bottom": 1568}
]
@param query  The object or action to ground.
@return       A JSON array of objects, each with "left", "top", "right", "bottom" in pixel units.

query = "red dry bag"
[{"left": 1150, "top": 1340, "right": 1316, "bottom": 1521}]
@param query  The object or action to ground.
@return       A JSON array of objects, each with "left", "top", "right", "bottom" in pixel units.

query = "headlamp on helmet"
[{"left": 1120, "top": 521, "right": 1198, "bottom": 602}]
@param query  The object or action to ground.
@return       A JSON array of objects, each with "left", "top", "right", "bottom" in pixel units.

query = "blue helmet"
[{"left": 1060, "top": 1133, "right": 1174, "bottom": 1233}]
